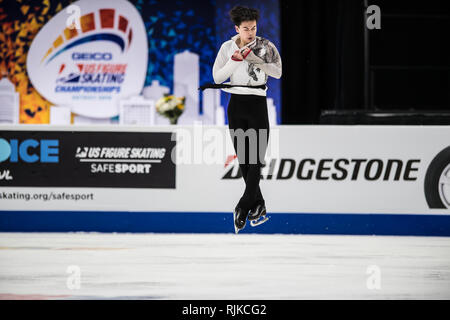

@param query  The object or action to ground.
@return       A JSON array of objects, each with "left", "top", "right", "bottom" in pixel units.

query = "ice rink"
[{"left": 0, "top": 232, "right": 449, "bottom": 300}]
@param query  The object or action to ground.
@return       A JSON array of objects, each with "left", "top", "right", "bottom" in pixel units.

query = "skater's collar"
[
  {"left": 231, "top": 34, "right": 260, "bottom": 50},
  {"left": 231, "top": 34, "right": 261, "bottom": 40}
]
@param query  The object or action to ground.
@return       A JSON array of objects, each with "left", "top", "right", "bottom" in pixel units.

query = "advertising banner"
[
  {"left": 0, "top": 124, "right": 449, "bottom": 235},
  {"left": 0, "top": 130, "right": 175, "bottom": 188}
]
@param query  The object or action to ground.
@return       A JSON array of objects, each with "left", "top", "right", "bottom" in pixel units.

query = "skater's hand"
[
  {"left": 244, "top": 50, "right": 265, "bottom": 64},
  {"left": 232, "top": 50, "right": 244, "bottom": 60},
  {"left": 241, "top": 47, "right": 251, "bottom": 58}
]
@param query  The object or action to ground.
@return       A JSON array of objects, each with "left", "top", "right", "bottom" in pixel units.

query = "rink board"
[
  {"left": 1, "top": 211, "right": 450, "bottom": 236},
  {"left": 1, "top": 124, "right": 449, "bottom": 235}
]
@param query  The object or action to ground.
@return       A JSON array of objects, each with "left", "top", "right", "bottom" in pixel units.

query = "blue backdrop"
[{"left": 131, "top": 0, "right": 281, "bottom": 123}]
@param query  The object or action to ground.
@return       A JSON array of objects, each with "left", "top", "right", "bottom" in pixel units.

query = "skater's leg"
[
  {"left": 227, "top": 94, "right": 250, "bottom": 210},
  {"left": 227, "top": 94, "right": 249, "bottom": 155},
  {"left": 238, "top": 96, "right": 270, "bottom": 210},
  {"left": 239, "top": 163, "right": 264, "bottom": 206}
]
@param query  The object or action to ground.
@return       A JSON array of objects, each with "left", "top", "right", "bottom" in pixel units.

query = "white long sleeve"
[
  {"left": 255, "top": 62, "right": 282, "bottom": 79},
  {"left": 210, "top": 35, "right": 282, "bottom": 96},
  {"left": 212, "top": 43, "right": 242, "bottom": 84},
  {"left": 245, "top": 41, "right": 282, "bottom": 79}
]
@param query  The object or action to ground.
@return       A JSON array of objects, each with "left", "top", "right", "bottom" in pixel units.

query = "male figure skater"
[{"left": 212, "top": 5, "right": 282, "bottom": 233}]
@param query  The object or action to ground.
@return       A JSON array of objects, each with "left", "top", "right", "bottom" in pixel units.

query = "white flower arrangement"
[{"left": 155, "top": 93, "right": 185, "bottom": 124}]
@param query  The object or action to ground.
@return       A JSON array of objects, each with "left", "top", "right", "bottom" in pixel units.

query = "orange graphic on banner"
[
  {"left": 100, "top": 9, "right": 115, "bottom": 28},
  {"left": 80, "top": 13, "right": 95, "bottom": 32},
  {"left": 0, "top": 0, "right": 78, "bottom": 124}
]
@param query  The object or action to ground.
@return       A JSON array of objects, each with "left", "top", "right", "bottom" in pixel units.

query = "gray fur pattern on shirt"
[
  {"left": 240, "top": 36, "right": 280, "bottom": 83},
  {"left": 242, "top": 37, "right": 280, "bottom": 64}
]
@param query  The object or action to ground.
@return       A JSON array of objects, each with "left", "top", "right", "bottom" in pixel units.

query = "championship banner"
[
  {"left": 2, "top": 0, "right": 269, "bottom": 126},
  {"left": 26, "top": 0, "right": 148, "bottom": 118}
]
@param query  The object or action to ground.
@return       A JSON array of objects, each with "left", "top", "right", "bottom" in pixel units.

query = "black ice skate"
[
  {"left": 233, "top": 206, "right": 249, "bottom": 234},
  {"left": 248, "top": 203, "right": 269, "bottom": 227}
]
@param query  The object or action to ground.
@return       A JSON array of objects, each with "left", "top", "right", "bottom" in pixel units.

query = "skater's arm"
[
  {"left": 244, "top": 41, "right": 282, "bottom": 79},
  {"left": 255, "top": 60, "right": 282, "bottom": 79},
  {"left": 212, "top": 43, "right": 242, "bottom": 84}
]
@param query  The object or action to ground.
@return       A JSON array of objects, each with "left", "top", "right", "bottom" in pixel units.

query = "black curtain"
[{"left": 280, "top": 0, "right": 365, "bottom": 124}]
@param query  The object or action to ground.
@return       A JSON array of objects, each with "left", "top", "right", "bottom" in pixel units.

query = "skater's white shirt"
[{"left": 212, "top": 34, "right": 282, "bottom": 96}]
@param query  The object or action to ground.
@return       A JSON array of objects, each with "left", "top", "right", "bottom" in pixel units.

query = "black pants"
[{"left": 227, "top": 93, "right": 270, "bottom": 211}]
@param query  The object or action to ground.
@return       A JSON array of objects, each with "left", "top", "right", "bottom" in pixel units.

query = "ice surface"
[{"left": 0, "top": 233, "right": 449, "bottom": 299}]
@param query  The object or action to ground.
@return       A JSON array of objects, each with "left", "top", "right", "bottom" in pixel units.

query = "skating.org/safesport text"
[{"left": 0, "top": 191, "right": 94, "bottom": 202}]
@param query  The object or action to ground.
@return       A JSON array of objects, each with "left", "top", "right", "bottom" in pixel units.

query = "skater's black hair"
[{"left": 229, "top": 5, "right": 259, "bottom": 27}]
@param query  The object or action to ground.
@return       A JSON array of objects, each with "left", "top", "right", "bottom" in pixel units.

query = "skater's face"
[{"left": 235, "top": 20, "right": 257, "bottom": 46}]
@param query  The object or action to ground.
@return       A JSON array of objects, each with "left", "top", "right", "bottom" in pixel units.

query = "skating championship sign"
[{"left": 26, "top": 0, "right": 148, "bottom": 118}]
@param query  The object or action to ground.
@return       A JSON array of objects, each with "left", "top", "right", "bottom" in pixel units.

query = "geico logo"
[
  {"left": 0, "top": 138, "right": 59, "bottom": 163},
  {"left": 72, "top": 52, "right": 112, "bottom": 61}
]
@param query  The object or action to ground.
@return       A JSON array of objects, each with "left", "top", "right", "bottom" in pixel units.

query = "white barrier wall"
[{"left": 1, "top": 124, "right": 449, "bottom": 234}]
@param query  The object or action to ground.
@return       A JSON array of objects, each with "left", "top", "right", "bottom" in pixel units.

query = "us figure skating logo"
[
  {"left": 54, "top": 52, "right": 126, "bottom": 94},
  {"left": 26, "top": 0, "right": 148, "bottom": 118}
]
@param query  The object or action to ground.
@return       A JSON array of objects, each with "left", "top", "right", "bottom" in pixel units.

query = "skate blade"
[
  {"left": 233, "top": 210, "right": 239, "bottom": 234},
  {"left": 248, "top": 206, "right": 266, "bottom": 221},
  {"left": 250, "top": 216, "right": 269, "bottom": 227}
]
